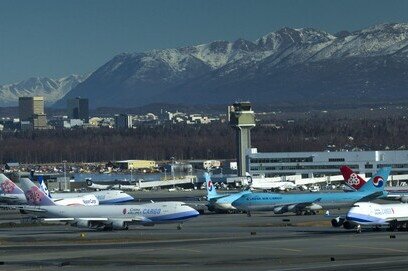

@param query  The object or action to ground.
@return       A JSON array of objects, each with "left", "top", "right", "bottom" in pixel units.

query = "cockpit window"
[{"left": 352, "top": 204, "right": 360, "bottom": 207}]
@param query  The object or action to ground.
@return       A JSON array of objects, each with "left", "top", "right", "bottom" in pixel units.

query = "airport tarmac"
[{"left": 0, "top": 210, "right": 408, "bottom": 271}]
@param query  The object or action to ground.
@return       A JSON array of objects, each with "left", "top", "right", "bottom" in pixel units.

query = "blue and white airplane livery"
[
  {"left": 205, "top": 172, "right": 251, "bottom": 212},
  {"left": 341, "top": 202, "right": 408, "bottom": 232},
  {"left": 19, "top": 178, "right": 199, "bottom": 230},
  {"left": 232, "top": 167, "right": 391, "bottom": 216}
]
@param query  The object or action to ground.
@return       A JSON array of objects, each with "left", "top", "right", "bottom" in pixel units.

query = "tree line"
[{"left": 1, "top": 116, "right": 408, "bottom": 164}]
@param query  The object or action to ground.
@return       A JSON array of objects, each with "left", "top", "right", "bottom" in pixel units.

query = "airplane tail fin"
[
  {"left": 340, "top": 166, "right": 366, "bottom": 190},
  {"left": 359, "top": 167, "right": 391, "bottom": 193},
  {"left": 38, "top": 176, "right": 52, "bottom": 198},
  {"left": 20, "top": 178, "right": 56, "bottom": 206},
  {"left": 204, "top": 172, "right": 218, "bottom": 200},
  {"left": 0, "top": 174, "right": 24, "bottom": 195}
]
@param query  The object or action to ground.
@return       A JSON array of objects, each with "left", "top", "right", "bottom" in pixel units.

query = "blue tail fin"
[
  {"left": 37, "top": 176, "right": 51, "bottom": 198},
  {"left": 358, "top": 167, "right": 391, "bottom": 193},
  {"left": 204, "top": 172, "right": 218, "bottom": 200},
  {"left": 20, "top": 178, "right": 56, "bottom": 206}
]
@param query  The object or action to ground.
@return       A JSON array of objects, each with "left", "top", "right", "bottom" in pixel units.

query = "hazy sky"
[{"left": 1, "top": 0, "right": 408, "bottom": 84}]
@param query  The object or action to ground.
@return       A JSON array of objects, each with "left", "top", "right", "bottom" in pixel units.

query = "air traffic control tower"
[{"left": 228, "top": 102, "right": 256, "bottom": 177}]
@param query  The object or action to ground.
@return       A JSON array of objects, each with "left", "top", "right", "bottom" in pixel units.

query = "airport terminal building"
[{"left": 247, "top": 149, "right": 408, "bottom": 178}]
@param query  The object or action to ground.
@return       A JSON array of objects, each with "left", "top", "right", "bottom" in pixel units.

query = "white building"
[{"left": 247, "top": 149, "right": 408, "bottom": 178}]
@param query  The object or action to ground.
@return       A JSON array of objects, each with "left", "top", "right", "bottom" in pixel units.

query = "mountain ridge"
[
  {"left": 12, "top": 23, "right": 408, "bottom": 108},
  {"left": 0, "top": 74, "right": 87, "bottom": 106}
]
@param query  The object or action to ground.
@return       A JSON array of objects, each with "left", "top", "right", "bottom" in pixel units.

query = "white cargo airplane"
[
  {"left": 332, "top": 202, "right": 408, "bottom": 232},
  {"left": 0, "top": 174, "right": 98, "bottom": 206},
  {"left": 247, "top": 175, "right": 297, "bottom": 191},
  {"left": 18, "top": 178, "right": 199, "bottom": 230}
]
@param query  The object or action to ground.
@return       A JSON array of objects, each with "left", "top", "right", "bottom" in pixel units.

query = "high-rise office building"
[
  {"left": 67, "top": 97, "right": 89, "bottom": 123},
  {"left": 114, "top": 114, "right": 133, "bottom": 129},
  {"left": 19, "top": 96, "right": 47, "bottom": 129},
  {"left": 19, "top": 96, "right": 44, "bottom": 121}
]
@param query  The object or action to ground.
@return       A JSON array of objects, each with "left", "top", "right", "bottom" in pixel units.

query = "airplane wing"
[
  {"left": 43, "top": 218, "right": 109, "bottom": 222},
  {"left": 0, "top": 195, "right": 19, "bottom": 200},
  {"left": 272, "top": 198, "right": 323, "bottom": 213},
  {"left": 358, "top": 191, "right": 384, "bottom": 202},
  {"left": 0, "top": 205, "right": 48, "bottom": 213},
  {"left": 385, "top": 217, "right": 408, "bottom": 223}
]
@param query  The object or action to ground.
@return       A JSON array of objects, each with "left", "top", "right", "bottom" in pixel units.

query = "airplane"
[
  {"left": 243, "top": 172, "right": 298, "bottom": 192},
  {"left": 85, "top": 179, "right": 113, "bottom": 190},
  {"left": 205, "top": 172, "right": 251, "bottom": 213},
  {"left": 0, "top": 174, "right": 98, "bottom": 206},
  {"left": 17, "top": 178, "right": 199, "bottom": 231},
  {"left": 0, "top": 174, "right": 133, "bottom": 205},
  {"left": 249, "top": 177, "right": 298, "bottom": 191},
  {"left": 341, "top": 166, "right": 408, "bottom": 202},
  {"left": 38, "top": 176, "right": 99, "bottom": 206},
  {"left": 86, "top": 179, "right": 140, "bottom": 191},
  {"left": 332, "top": 202, "right": 408, "bottom": 232},
  {"left": 231, "top": 167, "right": 391, "bottom": 216}
]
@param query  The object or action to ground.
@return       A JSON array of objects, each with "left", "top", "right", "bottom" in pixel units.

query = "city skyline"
[{"left": 1, "top": 0, "right": 408, "bottom": 84}]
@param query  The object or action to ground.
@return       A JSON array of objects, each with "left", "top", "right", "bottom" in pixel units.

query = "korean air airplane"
[
  {"left": 341, "top": 165, "right": 408, "bottom": 202},
  {"left": 334, "top": 202, "right": 408, "bottom": 232},
  {"left": 231, "top": 167, "right": 391, "bottom": 216},
  {"left": 205, "top": 172, "right": 251, "bottom": 213},
  {"left": 18, "top": 178, "right": 199, "bottom": 230}
]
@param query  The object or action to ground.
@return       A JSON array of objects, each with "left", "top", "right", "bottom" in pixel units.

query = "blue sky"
[{"left": 1, "top": 0, "right": 408, "bottom": 84}]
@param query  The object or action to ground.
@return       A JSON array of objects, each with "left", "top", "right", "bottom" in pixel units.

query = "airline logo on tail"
[
  {"left": 0, "top": 179, "right": 16, "bottom": 193},
  {"left": 373, "top": 176, "right": 384, "bottom": 188},
  {"left": 208, "top": 180, "right": 214, "bottom": 192},
  {"left": 340, "top": 166, "right": 366, "bottom": 190},
  {"left": 38, "top": 176, "right": 51, "bottom": 198},
  {"left": 347, "top": 173, "right": 360, "bottom": 186},
  {"left": 25, "top": 186, "right": 46, "bottom": 205}
]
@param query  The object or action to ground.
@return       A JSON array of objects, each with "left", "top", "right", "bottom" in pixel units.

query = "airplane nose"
[{"left": 186, "top": 206, "right": 200, "bottom": 216}]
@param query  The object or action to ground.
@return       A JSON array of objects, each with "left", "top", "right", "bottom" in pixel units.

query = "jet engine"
[
  {"left": 342, "top": 221, "right": 356, "bottom": 230},
  {"left": 273, "top": 206, "right": 288, "bottom": 214},
  {"left": 400, "top": 195, "right": 408, "bottom": 203},
  {"left": 305, "top": 203, "right": 323, "bottom": 211},
  {"left": 74, "top": 220, "right": 91, "bottom": 228},
  {"left": 331, "top": 217, "right": 345, "bottom": 227},
  {"left": 110, "top": 220, "right": 129, "bottom": 230}
]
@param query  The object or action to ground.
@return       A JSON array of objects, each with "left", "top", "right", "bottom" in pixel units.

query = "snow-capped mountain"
[
  {"left": 57, "top": 23, "right": 408, "bottom": 107},
  {"left": 0, "top": 75, "right": 87, "bottom": 106}
]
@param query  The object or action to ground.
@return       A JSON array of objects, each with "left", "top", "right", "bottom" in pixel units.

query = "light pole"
[{"left": 63, "top": 160, "right": 67, "bottom": 191}]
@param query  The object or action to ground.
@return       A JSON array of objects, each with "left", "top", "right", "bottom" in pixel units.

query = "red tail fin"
[{"left": 340, "top": 166, "right": 366, "bottom": 190}]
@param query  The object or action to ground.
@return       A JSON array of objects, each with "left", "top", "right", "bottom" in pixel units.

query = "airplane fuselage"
[
  {"left": 232, "top": 191, "right": 381, "bottom": 212},
  {"left": 33, "top": 201, "right": 199, "bottom": 224},
  {"left": 346, "top": 202, "right": 408, "bottom": 225},
  {"left": 52, "top": 190, "right": 134, "bottom": 204}
]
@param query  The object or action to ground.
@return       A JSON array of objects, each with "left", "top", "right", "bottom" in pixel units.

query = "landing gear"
[
  {"left": 356, "top": 225, "right": 362, "bottom": 234},
  {"left": 246, "top": 211, "right": 252, "bottom": 217},
  {"left": 389, "top": 220, "right": 398, "bottom": 232},
  {"left": 177, "top": 223, "right": 183, "bottom": 230},
  {"left": 300, "top": 210, "right": 317, "bottom": 216}
]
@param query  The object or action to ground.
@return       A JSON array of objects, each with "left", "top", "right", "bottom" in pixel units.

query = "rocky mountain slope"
[
  {"left": 0, "top": 75, "right": 87, "bottom": 106},
  {"left": 53, "top": 23, "right": 408, "bottom": 107}
]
